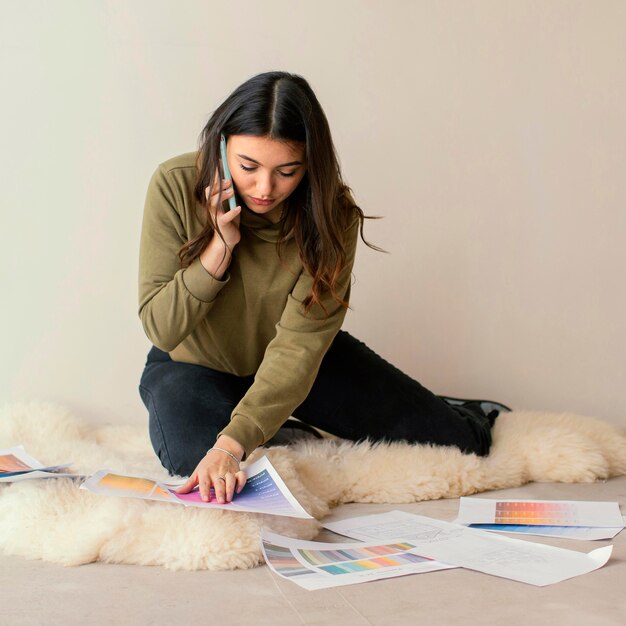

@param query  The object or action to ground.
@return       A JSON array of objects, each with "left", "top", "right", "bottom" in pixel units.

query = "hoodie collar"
[{"left": 240, "top": 205, "right": 289, "bottom": 242}]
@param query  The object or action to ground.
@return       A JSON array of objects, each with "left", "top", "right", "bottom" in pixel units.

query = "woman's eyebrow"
[{"left": 236, "top": 153, "right": 303, "bottom": 167}]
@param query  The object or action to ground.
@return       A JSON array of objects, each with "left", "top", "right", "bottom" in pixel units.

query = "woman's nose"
[{"left": 256, "top": 173, "right": 273, "bottom": 197}]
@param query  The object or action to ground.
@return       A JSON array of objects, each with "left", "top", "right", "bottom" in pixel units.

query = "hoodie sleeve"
[
  {"left": 138, "top": 164, "right": 230, "bottom": 352},
  {"left": 217, "top": 215, "right": 360, "bottom": 457}
]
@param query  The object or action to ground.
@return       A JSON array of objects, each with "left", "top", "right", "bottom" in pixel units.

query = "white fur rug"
[{"left": 1, "top": 402, "right": 625, "bottom": 571}]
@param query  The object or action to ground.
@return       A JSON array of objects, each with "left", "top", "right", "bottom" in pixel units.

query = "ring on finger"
[{"left": 217, "top": 476, "right": 226, "bottom": 482}]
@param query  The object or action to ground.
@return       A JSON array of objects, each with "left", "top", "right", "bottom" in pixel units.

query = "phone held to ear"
[{"left": 220, "top": 134, "right": 238, "bottom": 211}]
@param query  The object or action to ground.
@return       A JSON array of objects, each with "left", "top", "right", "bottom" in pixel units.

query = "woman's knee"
[
  {"left": 139, "top": 383, "right": 181, "bottom": 475},
  {"left": 138, "top": 363, "right": 238, "bottom": 476}
]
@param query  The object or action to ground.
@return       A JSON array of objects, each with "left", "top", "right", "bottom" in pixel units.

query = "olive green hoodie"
[{"left": 139, "top": 152, "right": 359, "bottom": 457}]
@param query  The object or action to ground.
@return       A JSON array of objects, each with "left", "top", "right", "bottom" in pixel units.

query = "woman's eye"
[{"left": 238, "top": 164, "right": 297, "bottom": 178}]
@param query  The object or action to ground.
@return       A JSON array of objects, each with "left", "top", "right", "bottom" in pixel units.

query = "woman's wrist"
[
  {"left": 212, "top": 434, "right": 245, "bottom": 462},
  {"left": 199, "top": 236, "right": 234, "bottom": 280}
]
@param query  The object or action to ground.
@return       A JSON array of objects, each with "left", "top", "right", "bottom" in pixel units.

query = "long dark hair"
[{"left": 180, "top": 71, "right": 379, "bottom": 313}]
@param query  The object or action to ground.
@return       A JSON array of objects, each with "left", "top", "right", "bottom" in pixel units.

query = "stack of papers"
[{"left": 0, "top": 446, "right": 74, "bottom": 482}]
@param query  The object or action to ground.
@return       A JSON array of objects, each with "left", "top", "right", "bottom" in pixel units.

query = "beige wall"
[{"left": 1, "top": 1, "right": 624, "bottom": 426}]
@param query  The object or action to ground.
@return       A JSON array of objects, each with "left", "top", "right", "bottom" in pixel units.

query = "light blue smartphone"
[{"left": 220, "top": 134, "right": 238, "bottom": 211}]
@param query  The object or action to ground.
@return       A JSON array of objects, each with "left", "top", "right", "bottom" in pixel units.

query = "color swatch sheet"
[
  {"left": 453, "top": 498, "right": 624, "bottom": 540},
  {"left": 81, "top": 456, "right": 312, "bottom": 519},
  {"left": 324, "top": 510, "right": 612, "bottom": 586},
  {"left": 455, "top": 497, "right": 623, "bottom": 527},
  {"left": 261, "top": 530, "right": 454, "bottom": 590},
  {"left": 0, "top": 445, "right": 74, "bottom": 482}
]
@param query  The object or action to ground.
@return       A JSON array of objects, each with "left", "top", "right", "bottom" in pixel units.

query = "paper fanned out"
[
  {"left": 322, "top": 510, "right": 612, "bottom": 587},
  {"left": 0, "top": 446, "right": 75, "bottom": 482}
]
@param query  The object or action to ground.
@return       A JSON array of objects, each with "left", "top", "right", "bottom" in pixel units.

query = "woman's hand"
[
  {"left": 208, "top": 176, "right": 242, "bottom": 248},
  {"left": 175, "top": 435, "right": 246, "bottom": 504},
  {"left": 199, "top": 177, "right": 242, "bottom": 279}
]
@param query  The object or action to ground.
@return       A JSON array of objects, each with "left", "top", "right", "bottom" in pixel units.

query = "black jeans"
[{"left": 139, "top": 331, "right": 501, "bottom": 477}]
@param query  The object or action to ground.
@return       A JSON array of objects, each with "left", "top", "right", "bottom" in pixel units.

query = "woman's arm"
[
  {"left": 217, "top": 214, "right": 361, "bottom": 458},
  {"left": 138, "top": 162, "right": 239, "bottom": 351}
]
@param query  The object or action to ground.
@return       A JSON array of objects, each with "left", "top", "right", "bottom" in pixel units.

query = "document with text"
[{"left": 324, "top": 510, "right": 612, "bottom": 586}]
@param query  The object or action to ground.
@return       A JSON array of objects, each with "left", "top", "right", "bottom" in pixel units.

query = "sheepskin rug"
[{"left": 1, "top": 402, "right": 625, "bottom": 571}]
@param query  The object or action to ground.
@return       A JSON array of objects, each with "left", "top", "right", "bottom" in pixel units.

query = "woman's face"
[{"left": 225, "top": 134, "right": 307, "bottom": 223}]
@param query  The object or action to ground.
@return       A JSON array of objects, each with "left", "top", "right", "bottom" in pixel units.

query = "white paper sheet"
[
  {"left": 81, "top": 456, "right": 312, "bottom": 518},
  {"left": 324, "top": 510, "right": 612, "bottom": 586},
  {"left": 261, "top": 529, "right": 455, "bottom": 590},
  {"left": 0, "top": 445, "right": 75, "bottom": 482}
]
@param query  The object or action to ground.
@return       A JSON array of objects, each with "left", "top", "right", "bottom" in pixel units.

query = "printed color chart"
[
  {"left": 495, "top": 501, "right": 577, "bottom": 525},
  {"left": 100, "top": 473, "right": 174, "bottom": 500},
  {"left": 261, "top": 529, "right": 456, "bottom": 591},
  {"left": 297, "top": 542, "right": 429, "bottom": 575},
  {"left": 262, "top": 543, "right": 312, "bottom": 578}
]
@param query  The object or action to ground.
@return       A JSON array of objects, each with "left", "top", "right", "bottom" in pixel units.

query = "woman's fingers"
[
  {"left": 212, "top": 474, "right": 227, "bottom": 504},
  {"left": 169, "top": 472, "right": 245, "bottom": 501},
  {"left": 202, "top": 177, "right": 241, "bottom": 253},
  {"left": 173, "top": 474, "right": 244, "bottom": 501},
  {"left": 215, "top": 180, "right": 233, "bottom": 202},
  {"left": 205, "top": 472, "right": 242, "bottom": 504},
  {"left": 174, "top": 453, "right": 244, "bottom": 503},
  {"left": 212, "top": 473, "right": 238, "bottom": 503},
  {"left": 218, "top": 205, "right": 241, "bottom": 224},
  {"left": 175, "top": 471, "right": 198, "bottom": 494},
  {"left": 205, "top": 178, "right": 234, "bottom": 205},
  {"left": 223, "top": 473, "right": 237, "bottom": 502},
  {"left": 235, "top": 470, "right": 247, "bottom": 494},
  {"left": 198, "top": 472, "right": 212, "bottom": 502}
]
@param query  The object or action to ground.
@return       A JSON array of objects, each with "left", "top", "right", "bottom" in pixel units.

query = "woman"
[{"left": 138, "top": 71, "right": 508, "bottom": 506}]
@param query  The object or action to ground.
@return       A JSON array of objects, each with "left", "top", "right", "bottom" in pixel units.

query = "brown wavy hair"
[{"left": 179, "top": 71, "right": 380, "bottom": 313}]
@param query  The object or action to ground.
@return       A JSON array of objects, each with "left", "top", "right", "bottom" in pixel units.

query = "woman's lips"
[{"left": 250, "top": 197, "right": 274, "bottom": 206}]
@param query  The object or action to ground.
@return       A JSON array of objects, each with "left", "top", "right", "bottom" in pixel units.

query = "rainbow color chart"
[
  {"left": 297, "top": 542, "right": 429, "bottom": 575},
  {"left": 494, "top": 501, "right": 578, "bottom": 526},
  {"left": 261, "top": 529, "right": 456, "bottom": 590},
  {"left": 261, "top": 543, "right": 312, "bottom": 578}
]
